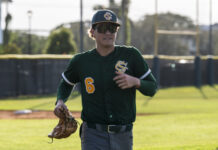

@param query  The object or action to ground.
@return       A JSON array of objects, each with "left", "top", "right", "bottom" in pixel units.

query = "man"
[{"left": 54, "top": 9, "right": 157, "bottom": 150}]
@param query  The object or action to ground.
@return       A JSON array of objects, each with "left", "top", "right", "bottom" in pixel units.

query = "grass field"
[{"left": 0, "top": 85, "right": 218, "bottom": 150}]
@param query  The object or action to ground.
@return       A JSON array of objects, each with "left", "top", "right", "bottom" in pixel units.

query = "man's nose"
[{"left": 105, "top": 30, "right": 111, "bottom": 34}]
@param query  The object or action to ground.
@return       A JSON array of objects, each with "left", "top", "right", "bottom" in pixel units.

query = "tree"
[
  {"left": 2, "top": 43, "right": 21, "bottom": 54},
  {"left": 131, "top": 12, "right": 196, "bottom": 55},
  {"left": 3, "top": 13, "right": 12, "bottom": 46},
  {"left": 45, "top": 27, "right": 77, "bottom": 54},
  {"left": 213, "top": 29, "right": 218, "bottom": 55},
  {"left": 1, "top": 13, "right": 47, "bottom": 55},
  {"left": 69, "top": 22, "right": 96, "bottom": 51},
  {"left": 10, "top": 31, "right": 47, "bottom": 54},
  {"left": 156, "top": 13, "right": 195, "bottom": 55},
  {"left": 121, "top": 0, "right": 131, "bottom": 45}
]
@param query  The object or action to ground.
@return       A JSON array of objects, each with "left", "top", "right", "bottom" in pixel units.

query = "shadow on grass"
[
  {"left": 197, "top": 85, "right": 218, "bottom": 100},
  {"left": 197, "top": 87, "right": 208, "bottom": 99},
  {"left": 211, "top": 85, "right": 218, "bottom": 92},
  {"left": 142, "top": 97, "right": 153, "bottom": 106}
]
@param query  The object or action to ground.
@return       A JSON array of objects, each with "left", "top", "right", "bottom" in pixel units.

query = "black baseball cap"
[{"left": 91, "top": 9, "right": 120, "bottom": 27}]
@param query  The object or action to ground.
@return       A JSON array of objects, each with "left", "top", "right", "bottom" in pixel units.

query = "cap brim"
[{"left": 92, "top": 21, "right": 120, "bottom": 26}]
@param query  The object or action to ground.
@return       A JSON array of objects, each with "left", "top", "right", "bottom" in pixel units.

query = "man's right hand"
[{"left": 54, "top": 100, "right": 68, "bottom": 119}]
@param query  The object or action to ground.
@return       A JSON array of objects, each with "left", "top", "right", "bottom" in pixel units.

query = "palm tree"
[
  {"left": 121, "top": 0, "right": 131, "bottom": 45},
  {"left": 3, "top": 13, "right": 12, "bottom": 46}
]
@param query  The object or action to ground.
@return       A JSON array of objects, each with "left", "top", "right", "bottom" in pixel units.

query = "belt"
[{"left": 86, "top": 122, "right": 133, "bottom": 134}]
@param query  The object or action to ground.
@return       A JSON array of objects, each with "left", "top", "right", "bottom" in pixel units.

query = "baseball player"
[{"left": 54, "top": 9, "right": 157, "bottom": 150}]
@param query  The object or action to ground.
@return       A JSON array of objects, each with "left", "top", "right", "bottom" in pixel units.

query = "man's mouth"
[{"left": 103, "top": 37, "right": 112, "bottom": 40}]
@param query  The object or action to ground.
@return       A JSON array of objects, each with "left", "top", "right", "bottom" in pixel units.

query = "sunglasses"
[{"left": 94, "top": 23, "right": 118, "bottom": 34}]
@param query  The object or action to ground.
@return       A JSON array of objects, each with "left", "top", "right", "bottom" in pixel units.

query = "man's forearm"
[
  {"left": 56, "top": 79, "right": 74, "bottom": 104},
  {"left": 138, "top": 74, "right": 157, "bottom": 97}
]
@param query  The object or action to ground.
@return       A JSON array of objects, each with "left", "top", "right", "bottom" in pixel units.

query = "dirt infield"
[{"left": 0, "top": 110, "right": 81, "bottom": 119}]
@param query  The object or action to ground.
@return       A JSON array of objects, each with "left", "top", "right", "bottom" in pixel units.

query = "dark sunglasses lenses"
[{"left": 96, "top": 24, "right": 118, "bottom": 33}]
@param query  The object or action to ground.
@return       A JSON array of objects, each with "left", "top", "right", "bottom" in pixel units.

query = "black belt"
[{"left": 86, "top": 122, "right": 133, "bottom": 134}]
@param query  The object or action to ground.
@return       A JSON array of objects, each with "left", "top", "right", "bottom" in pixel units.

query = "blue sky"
[{"left": 1, "top": 0, "right": 217, "bottom": 36}]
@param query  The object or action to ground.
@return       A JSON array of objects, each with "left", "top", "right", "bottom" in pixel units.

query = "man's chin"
[
  {"left": 103, "top": 44, "right": 114, "bottom": 48},
  {"left": 102, "top": 41, "right": 115, "bottom": 47}
]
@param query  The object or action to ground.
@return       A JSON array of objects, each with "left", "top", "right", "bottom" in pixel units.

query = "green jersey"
[{"left": 58, "top": 45, "right": 157, "bottom": 125}]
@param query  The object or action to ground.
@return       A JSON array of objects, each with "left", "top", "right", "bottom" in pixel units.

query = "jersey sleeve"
[
  {"left": 56, "top": 79, "right": 74, "bottom": 104},
  {"left": 132, "top": 47, "right": 157, "bottom": 96},
  {"left": 62, "top": 54, "right": 80, "bottom": 86},
  {"left": 132, "top": 47, "right": 151, "bottom": 79}
]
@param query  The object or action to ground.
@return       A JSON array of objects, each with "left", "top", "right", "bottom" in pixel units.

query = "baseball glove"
[{"left": 48, "top": 104, "right": 79, "bottom": 143}]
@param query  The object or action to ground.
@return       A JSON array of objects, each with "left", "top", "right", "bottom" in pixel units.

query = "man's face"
[{"left": 92, "top": 23, "right": 119, "bottom": 48}]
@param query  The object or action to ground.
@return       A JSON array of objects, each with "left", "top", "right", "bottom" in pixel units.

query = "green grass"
[
  {"left": 134, "top": 114, "right": 218, "bottom": 150},
  {"left": 0, "top": 85, "right": 218, "bottom": 150},
  {"left": 0, "top": 119, "right": 82, "bottom": 150},
  {"left": 0, "top": 92, "right": 82, "bottom": 111}
]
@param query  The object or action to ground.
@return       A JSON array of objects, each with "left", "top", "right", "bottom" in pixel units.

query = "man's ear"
[{"left": 90, "top": 28, "right": 95, "bottom": 38}]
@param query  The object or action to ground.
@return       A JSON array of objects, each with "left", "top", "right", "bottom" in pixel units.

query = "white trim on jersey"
[
  {"left": 62, "top": 72, "right": 74, "bottom": 86},
  {"left": 140, "top": 69, "right": 151, "bottom": 80}
]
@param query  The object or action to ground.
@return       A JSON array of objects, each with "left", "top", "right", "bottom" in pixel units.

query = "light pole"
[
  {"left": 207, "top": 0, "right": 214, "bottom": 86},
  {"left": 154, "top": 0, "right": 158, "bottom": 57},
  {"left": 27, "top": 10, "right": 33, "bottom": 54},
  {"left": 208, "top": 0, "right": 213, "bottom": 55},
  {"left": 194, "top": 0, "right": 201, "bottom": 88},
  {"left": 153, "top": 0, "right": 160, "bottom": 87},
  {"left": 80, "top": 0, "right": 83, "bottom": 53}
]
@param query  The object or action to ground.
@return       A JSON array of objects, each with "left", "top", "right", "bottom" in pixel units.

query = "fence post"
[
  {"left": 194, "top": 56, "right": 201, "bottom": 87},
  {"left": 207, "top": 57, "right": 214, "bottom": 86},
  {"left": 153, "top": 56, "right": 160, "bottom": 87}
]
